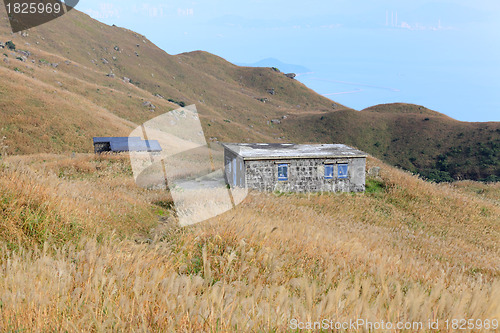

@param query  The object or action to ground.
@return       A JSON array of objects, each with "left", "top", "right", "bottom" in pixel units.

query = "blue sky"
[{"left": 77, "top": 0, "right": 500, "bottom": 122}]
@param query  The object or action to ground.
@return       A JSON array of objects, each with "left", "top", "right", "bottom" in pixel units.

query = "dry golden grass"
[
  {"left": 0, "top": 153, "right": 168, "bottom": 247},
  {"left": 449, "top": 181, "right": 500, "bottom": 205},
  {"left": 0, "top": 154, "right": 498, "bottom": 331}
]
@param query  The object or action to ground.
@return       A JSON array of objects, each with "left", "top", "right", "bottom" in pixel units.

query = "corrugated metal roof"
[
  {"left": 110, "top": 139, "right": 162, "bottom": 152},
  {"left": 93, "top": 137, "right": 162, "bottom": 152},
  {"left": 93, "top": 137, "right": 142, "bottom": 144},
  {"left": 222, "top": 143, "right": 367, "bottom": 160}
]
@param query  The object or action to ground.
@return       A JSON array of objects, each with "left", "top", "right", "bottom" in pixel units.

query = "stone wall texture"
[
  {"left": 224, "top": 147, "right": 366, "bottom": 193},
  {"left": 244, "top": 158, "right": 365, "bottom": 192}
]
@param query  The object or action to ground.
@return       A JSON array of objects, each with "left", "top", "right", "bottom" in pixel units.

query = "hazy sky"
[{"left": 77, "top": 0, "right": 500, "bottom": 122}]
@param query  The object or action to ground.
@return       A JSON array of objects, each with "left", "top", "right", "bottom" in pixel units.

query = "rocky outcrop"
[{"left": 142, "top": 101, "right": 156, "bottom": 111}]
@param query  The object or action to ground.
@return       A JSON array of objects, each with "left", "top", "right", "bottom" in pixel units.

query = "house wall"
[
  {"left": 244, "top": 157, "right": 366, "bottom": 192},
  {"left": 223, "top": 149, "right": 246, "bottom": 188}
]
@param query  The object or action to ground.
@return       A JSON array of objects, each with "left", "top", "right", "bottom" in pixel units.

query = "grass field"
[{"left": 0, "top": 153, "right": 498, "bottom": 331}]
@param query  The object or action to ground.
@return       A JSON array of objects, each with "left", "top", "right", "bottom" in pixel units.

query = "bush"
[
  {"left": 421, "top": 169, "right": 454, "bottom": 183},
  {"left": 167, "top": 98, "right": 186, "bottom": 107},
  {"left": 481, "top": 175, "right": 500, "bottom": 182},
  {"left": 6, "top": 41, "right": 16, "bottom": 50},
  {"left": 365, "top": 178, "right": 386, "bottom": 194}
]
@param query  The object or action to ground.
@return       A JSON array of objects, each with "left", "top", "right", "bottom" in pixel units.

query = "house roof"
[
  {"left": 222, "top": 143, "right": 367, "bottom": 160},
  {"left": 93, "top": 137, "right": 162, "bottom": 152},
  {"left": 93, "top": 136, "right": 142, "bottom": 143},
  {"left": 110, "top": 139, "right": 162, "bottom": 152}
]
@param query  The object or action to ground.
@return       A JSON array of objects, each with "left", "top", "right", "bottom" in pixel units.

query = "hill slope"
[
  {"left": 0, "top": 8, "right": 341, "bottom": 154},
  {"left": 0, "top": 8, "right": 498, "bottom": 181},
  {"left": 0, "top": 153, "right": 498, "bottom": 330},
  {"left": 283, "top": 103, "right": 499, "bottom": 181}
]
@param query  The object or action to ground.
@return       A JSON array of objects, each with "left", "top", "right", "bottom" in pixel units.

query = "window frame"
[
  {"left": 324, "top": 164, "right": 334, "bottom": 179},
  {"left": 277, "top": 163, "right": 289, "bottom": 181},
  {"left": 337, "top": 163, "right": 348, "bottom": 179}
]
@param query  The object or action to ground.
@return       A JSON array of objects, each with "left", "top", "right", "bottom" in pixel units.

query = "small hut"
[
  {"left": 93, "top": 137, "right": 162, "bottom": 153},
  {"left": 222, "top": 143, "right": 366, "bottom": 192}
]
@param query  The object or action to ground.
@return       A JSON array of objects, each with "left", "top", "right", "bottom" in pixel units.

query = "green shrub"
[
  {"left": 167, "top": 98, "right": 186, "bottom": 107},
  {"left": 421, "top": 169, "right": 454, "bottom": 183},
  {"left": 5, "top": 40, "right": 15, "bottom": 50},
  {"left": 365, "top": 178, "right": 386, "bottom": 194}
]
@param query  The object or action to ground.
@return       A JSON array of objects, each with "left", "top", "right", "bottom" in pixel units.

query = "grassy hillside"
[
  {"left": 0, "top": 153, "right": 498, "bottom": 331},
  {"left": 0, "top": 8, "right": 341, "bottom": 154},
  {"left": 283, "top": 103, "right": 500, "bottom": 182},
  {"left": 0, "top": 8, "right": 497, "bottom": 181}
]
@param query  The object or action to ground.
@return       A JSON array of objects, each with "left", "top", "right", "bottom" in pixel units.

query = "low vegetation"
[
  {"left": 5, "top": 40, "right": 15, "bottom": 50},
  {"left": 283, "top": 104, "right": 500, "bottom": 182},
  {"left": 0, "top": 154, "right": 166, "bottom": 247},
  {"left": 0, "top": 154, "right": 498, "bottom": 331},
  {"left": 167, "top": 98, "right": 186, "bottom": 107}
]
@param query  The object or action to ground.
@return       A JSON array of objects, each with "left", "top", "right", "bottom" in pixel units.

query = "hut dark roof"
[{"left": 93, "top": 137, "right": 162, "bottom": 152}]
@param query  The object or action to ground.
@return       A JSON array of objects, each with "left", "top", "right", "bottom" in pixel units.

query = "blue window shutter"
[
  {"left": 324, "top": 164, "right": 333, "bottom": 179},
  {"left": 338, "top": 164, "right": 348, "bottom": 179},
  {"left": 278, "top": 164, "right": 288, "bottom": 181}
]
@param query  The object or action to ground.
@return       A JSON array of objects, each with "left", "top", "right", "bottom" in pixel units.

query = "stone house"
[{"left": 222, "top": 143, "right": 367, "bottom": 192}]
